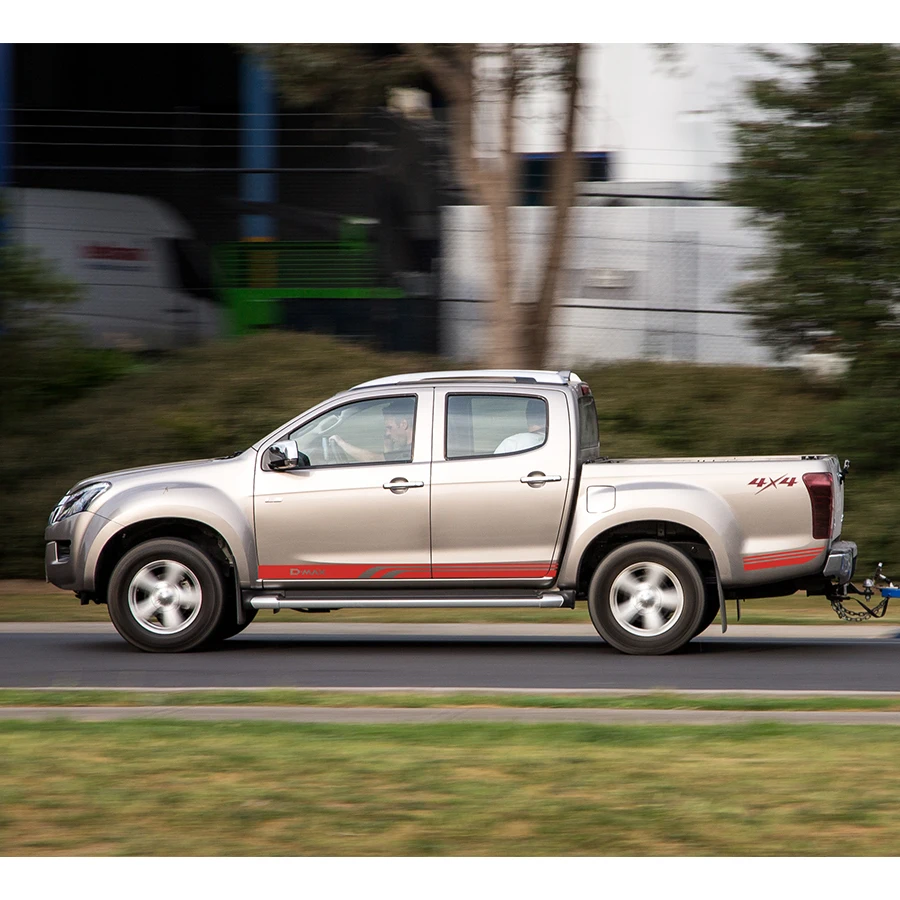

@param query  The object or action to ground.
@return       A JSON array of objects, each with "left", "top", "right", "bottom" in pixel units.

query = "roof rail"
[{"left": 351, "top": 369, "right": 581, "bottom": 390}]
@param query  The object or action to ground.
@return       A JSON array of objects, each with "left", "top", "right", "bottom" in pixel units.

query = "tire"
[
  {"left": 107, "top": 538, "right": 227, "bottom": 652},
  {"left": 588, "top": 540, "right": 705, "bottom": 655},
  {"left": 693, "top": 589, "right": 721, "bottom": 637}
]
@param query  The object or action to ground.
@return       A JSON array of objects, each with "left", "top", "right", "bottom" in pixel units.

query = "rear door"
[{"left": 430, "top": 387, "right": 573, "bottom": 582}]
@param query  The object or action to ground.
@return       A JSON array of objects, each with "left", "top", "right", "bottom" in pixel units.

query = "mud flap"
[{"left": 714, "top": 559, "right": 727, "bottom": 633}]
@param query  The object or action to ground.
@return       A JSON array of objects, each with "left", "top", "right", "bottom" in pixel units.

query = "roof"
[{"left": 351, "top": 369, "right": 582, "bottom": 390}]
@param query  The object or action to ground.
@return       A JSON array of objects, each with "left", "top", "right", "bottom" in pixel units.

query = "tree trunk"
[
  {"left": 523, "top": 43, "right": 583, "bottom": 369},
  {"left": 484, "top": 44, "right": 526, "bottom": 369},
  {"left": 407, "top": 43, "right": 581, "bottom": 370},
  {"left": 486, "top": 201, "right": 523, "bottom": 367}
]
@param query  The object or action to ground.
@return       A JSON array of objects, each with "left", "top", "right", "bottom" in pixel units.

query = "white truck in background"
[{"left": 6, "top": 187, "right": 222, "bottom": 350}]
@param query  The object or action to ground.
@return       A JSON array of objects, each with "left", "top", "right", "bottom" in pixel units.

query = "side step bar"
[{"left": 248, "top": 591, "right": 573, "bottom": 611}]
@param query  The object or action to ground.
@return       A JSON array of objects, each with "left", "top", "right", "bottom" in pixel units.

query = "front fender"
[
  {"left": 559, "top": 480, "right": 742, "bottom": 586},
  {"left": 84, "top": 483, "right": 258, "bottom": 588}
]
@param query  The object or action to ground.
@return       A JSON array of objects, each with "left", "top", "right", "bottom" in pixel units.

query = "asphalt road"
[{"left": 3, "top": 623, "right": 900, "bottom": 692}]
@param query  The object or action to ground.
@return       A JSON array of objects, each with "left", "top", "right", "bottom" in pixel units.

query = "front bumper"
[
  {"left": 44, "top": 510, "right": 110, "bottom": 592},
  {"left": 822, "top": 539, "right": 857, "bottom": 584}
]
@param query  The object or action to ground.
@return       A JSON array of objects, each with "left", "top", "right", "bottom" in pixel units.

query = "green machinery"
[{"left": 213, "top": 223, "right": 407, "bottom": 338}]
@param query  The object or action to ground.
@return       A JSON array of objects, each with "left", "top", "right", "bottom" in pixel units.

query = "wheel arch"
[
  {"left": 574, "top": 520, "right": 719, "bottom": 602},
  {"left": 93, "top": 518, "right": 239, "bottom": 611}
]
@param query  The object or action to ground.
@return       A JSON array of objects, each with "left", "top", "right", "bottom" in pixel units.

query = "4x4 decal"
[{"left": 748, "top": 475, "right": 797, "bottom": 494}]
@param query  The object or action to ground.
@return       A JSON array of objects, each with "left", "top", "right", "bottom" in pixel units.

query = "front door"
[
  {"left": 430, "top": 388, "right": 572, "bottom": 582},
  {"left": 254, "top": 390, "right": 433, "bottom": 584}
]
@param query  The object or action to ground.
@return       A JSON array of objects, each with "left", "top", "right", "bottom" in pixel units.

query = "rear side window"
[
  {"left": 446, "top": 394, "right": 548, "bottom": 459},
  {"left": 578, "top": 394, "right": 600, "bottom": 454}
]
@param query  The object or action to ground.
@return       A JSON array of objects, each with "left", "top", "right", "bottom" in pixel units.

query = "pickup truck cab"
[{"left": 45, "top": 369, "right": 858, "bottom": 654}]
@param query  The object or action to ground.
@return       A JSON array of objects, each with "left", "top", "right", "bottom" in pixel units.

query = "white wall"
[
  {"left": 495, "top": 43, "right": 803, "bottom": 184},
  {"left": 440, "top": 204, "right": 775, "bottom": 367}
]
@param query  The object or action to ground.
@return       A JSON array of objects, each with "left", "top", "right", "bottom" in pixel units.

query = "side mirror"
[{"left": 266, "top": 440, "right": 310, "bottom": 471}]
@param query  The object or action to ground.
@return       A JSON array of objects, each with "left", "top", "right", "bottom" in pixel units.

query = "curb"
[{"left": 4, "top": 706, "right": 900, "bottom": 725}]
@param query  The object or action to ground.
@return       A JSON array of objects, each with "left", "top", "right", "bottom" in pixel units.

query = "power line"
[{"left": 443, "top": 298, "right": 751, "bottom": 317}]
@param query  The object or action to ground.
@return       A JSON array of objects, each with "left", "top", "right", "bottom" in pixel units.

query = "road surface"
[{"left": 2, "top": 623, "right": 899, "bottom": 692}]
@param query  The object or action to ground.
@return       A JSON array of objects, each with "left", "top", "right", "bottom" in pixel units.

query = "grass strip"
[
  {"left": 6, "top": 688, "right": 900, "bottom": 712},
  {"left": 2, "top": 720, "right": 900, "bottom": 855}
]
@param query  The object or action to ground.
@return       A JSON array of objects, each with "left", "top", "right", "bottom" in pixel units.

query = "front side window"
[
  {"left": 446, "top": 394, "right": 548, "bottom": 459},
  {"left": 288, "top": 395, "right": 416, "bottom": 467}
]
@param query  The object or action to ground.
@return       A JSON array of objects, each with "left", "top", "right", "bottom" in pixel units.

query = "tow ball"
[{"left": 828, "top": 563, "right": 899, "bottom": 621}]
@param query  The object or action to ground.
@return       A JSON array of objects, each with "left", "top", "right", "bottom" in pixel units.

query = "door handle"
[
  {"left": 383, "top": 478, "right": 425, "bottom": 492},
  {"left": 520, "top": 472, "right": 562, "bottom": 486}
]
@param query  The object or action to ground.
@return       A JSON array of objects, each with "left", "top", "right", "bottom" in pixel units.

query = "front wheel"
[
  {"left": 588, "top": 541, "right": 705, "bottom": 655},
  {"left": 107, "top": 538, "right": 226, "bottom": 652}
]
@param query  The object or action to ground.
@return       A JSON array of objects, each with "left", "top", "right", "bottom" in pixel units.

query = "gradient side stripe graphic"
[
  {"left": 743, "top": 548, "right": 822, "bottom": 560},
  {"left": 259, "top": 562, "right": 558, "bottom": 580},
  {"left": 433, "top": 564, "right": 557, "bottom": 579},
  {"left": 258, "top": 565, "right": 430, "bottom": 580},
  {"left": 742, "top": 548, "right": 823, "bottom": 571}
]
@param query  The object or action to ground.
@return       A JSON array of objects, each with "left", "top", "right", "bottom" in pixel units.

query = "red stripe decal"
[
  {"left": 743, "top": 548, "right": 821, "bottom": 562},
  {"left": 433, "top": 562, "right": 557, "bottom": 579},
  {"left": 259, "top": 562, "right": 558, "bottom": 580},
  {"left": 258, "top": 565, "right": 430, "bottom": 580},
  {"left": 743, "top": 552, "right": 821, "bottom": 571}
]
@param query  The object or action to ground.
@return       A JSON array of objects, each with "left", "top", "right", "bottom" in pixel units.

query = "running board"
[{"left": 248, "top": 591, "right": 572, "bottom": 611}]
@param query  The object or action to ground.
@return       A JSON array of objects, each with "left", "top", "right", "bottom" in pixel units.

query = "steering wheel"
[{"left": 323, "top": 435, "right": 354, "bottom": 465}]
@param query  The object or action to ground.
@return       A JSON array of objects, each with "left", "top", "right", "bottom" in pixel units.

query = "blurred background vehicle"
[{"left": 6, "top": 187, "right": 221, "bottom": 349}]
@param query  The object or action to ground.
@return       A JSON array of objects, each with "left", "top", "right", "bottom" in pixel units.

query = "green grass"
[
  {"left": 5, "top": 688, "right": 900, "bottom": 712},
  {"left": 3, "top": 720, "right": 900, "bottom": 855}
]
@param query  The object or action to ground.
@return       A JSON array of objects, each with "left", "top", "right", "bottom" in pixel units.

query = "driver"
[{"left": 328, "top": 399, "right": 414, "bottom": 463}]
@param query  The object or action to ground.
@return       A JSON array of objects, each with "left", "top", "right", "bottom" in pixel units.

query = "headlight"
[{"left": 48, "top": 482, "right": 111, "bottom": 525}]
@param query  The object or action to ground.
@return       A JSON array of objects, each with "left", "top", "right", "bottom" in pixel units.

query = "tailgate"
[{"left": 824, "top": 455, "right": 845, "bottom": 539}]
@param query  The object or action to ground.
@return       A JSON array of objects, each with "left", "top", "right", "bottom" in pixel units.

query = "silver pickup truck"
[{"left": 45, "top": 368, "right": 861, "bottom": 655}]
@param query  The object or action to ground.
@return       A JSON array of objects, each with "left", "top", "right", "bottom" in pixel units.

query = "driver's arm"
[{"left": 329, "top": 434, "right": 381, "bottom": 463}]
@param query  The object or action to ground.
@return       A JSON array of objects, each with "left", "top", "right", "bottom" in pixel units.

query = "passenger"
[{"left": 494, "top": 399, "right": 546, "bottom": 454}]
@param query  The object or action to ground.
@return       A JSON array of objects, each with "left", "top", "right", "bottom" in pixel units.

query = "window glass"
[
  {"left": 446, "top": 395, "right": 548, "bottom": 459},
  {"left": 578, "top": 394, "right": 600, "bottom": 454},
  {"left": 288, "top": 396, "right": 416, "bottom": 467}
]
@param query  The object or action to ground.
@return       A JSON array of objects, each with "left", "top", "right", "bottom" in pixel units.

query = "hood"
[{"left": 71, "top": 449, "right": 251, "bottom": 492}]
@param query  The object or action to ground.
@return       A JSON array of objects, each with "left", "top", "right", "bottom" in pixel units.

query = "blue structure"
[
  {"left": 0, "top": 43, "right": 10, "bottom": 247},
  {"left": 0, "top": 44, "right": 10, "bottom": 189},
  {"left": 239, "top": 54, "right": 277, "bottom": 240}
]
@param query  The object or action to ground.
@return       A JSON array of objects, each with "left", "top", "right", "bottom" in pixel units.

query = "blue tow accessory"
[{"left": 880, "top": 586, "right": 900, "bottom": 600}]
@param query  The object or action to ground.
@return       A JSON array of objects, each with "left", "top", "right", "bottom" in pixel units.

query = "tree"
[
  {"left": 254, "top": 44, "right": 584, "bottom": 368},
  {"left": 723, "top": 44, "right": 900, "bottom": 362}
]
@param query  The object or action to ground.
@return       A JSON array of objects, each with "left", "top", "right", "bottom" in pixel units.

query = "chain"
[{"left": 829, "top": 596, "right": 891, "bottom": 621}]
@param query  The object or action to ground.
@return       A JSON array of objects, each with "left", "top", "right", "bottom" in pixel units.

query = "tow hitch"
[{"left": 829, "top": 563, "right": 899, "bottom": 621}]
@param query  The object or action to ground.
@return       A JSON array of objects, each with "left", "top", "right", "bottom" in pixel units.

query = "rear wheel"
[
  {"left": 107, "top": 538, "right": 226, "bottom": 652},
  {"left": 588, "top": 540, "right": 705, "bottom": 655}
]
